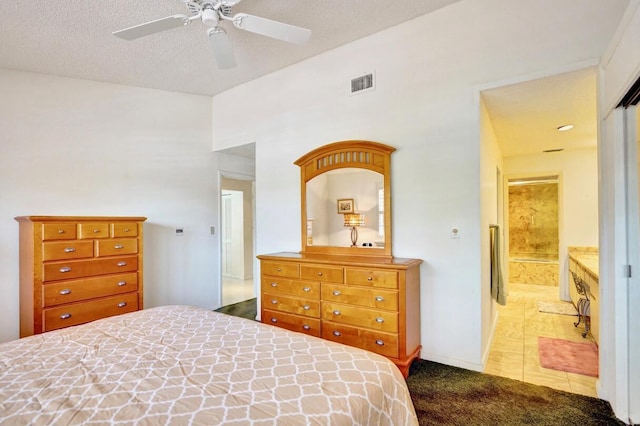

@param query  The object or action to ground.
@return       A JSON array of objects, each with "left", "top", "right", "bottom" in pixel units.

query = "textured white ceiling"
[
  {"left": 0, "top": 0, "right": 461, "bottom": 97},
  {"left": 482, "top": 68, "right": 598, "bottom": 158}
]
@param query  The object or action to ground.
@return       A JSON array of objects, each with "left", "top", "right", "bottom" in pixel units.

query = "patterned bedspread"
[{"left": 0, "top": 305, "right": 418, "bottom": 425}]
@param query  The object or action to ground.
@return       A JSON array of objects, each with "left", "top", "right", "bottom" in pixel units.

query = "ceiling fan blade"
[
  {"left": 232, "top": 13, "right": 311, "bottom": 44},
  {"left": 208, "top": 28, "right": 237, "bottom": 69},
  {"left": 113, "top": 15, "right": 189, "bottom": 40}
]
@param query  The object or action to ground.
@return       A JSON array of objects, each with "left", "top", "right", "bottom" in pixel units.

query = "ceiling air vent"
[{"left": 350, "top": 72, "right": 375, "bottom": 95}]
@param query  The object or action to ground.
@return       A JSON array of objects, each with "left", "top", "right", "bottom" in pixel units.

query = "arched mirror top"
[
  {"left": 295, "top": 140, "right": 395, "bottom": 258},
  {"left": 295, "top": 141, "right": 395, "bottom": 183}
]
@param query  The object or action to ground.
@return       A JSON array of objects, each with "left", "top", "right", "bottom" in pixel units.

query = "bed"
[{"left": 0, "top": 305, "right": 418, "bottom": 425}]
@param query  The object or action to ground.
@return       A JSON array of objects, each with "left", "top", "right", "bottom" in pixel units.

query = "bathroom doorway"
[{"left": 482, "top": 67, "right": 600, "bottom": 396}]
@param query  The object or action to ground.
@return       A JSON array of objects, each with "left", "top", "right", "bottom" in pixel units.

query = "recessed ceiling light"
[{"left": 557, "top": 124, "right": 574, "bottom": 132}]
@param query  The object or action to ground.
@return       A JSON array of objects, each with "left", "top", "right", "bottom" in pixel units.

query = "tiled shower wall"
[{"left": 508, "top": 182, "right": 559, "bottom": 285}]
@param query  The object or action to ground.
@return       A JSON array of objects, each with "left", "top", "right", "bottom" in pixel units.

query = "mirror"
[
  {"left": 306, "top": 168, "right": 384, "bottom": 248},
  {"left": 295, "top": 140, "right": 394, "bottom": 258}
]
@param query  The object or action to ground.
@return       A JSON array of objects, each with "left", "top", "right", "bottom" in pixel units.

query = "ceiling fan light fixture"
[{"left": 202, "top": 8, "right": 220, "bottom": 27}]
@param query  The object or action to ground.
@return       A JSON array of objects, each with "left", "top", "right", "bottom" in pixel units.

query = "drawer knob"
[
  {"left": 277, "top": 268, "right": 282, "bottom": 272},
  {"left": 302, "top": 324, "right": 310, "bottom": 330},
  {"left": 59, "top": 289, "right": 71, "bottom": 295},
  {"left": 375, "top": 339, "right": 385, "bottom": 346},
  {"left": 271, "top": 299, "right": 278, "bottom": 304},
  {"left": 270, "top": 318, "right": 278, "bottom": 323},
  {"left": 60, "top": 313, "right": 72, "bottom": 320},
  {"left": 375, "top": 296, "right": 385, "bottom": 302},
  {"left": 303, "top": 287, "right": 311, "bottom": 292},
  {"left": 333, "top": 310, "right": 341, "bottom": 316},
  {"left": 117, "top": 281, "right": 127, "bottom": 287},
  {"left": 114, "top": 245, "right": 124, "bottom": 249},
  {"left": 333, "top": 330, "right": 342, "bottom": 337},
  {"left": 367, "top": 276, "right": 373, "bottom": 281},
  {"left": 117, "top": 261, "right": 127, "bottom": 267},
  {"left": 317, "top": 272, "right": 323, "bottom": 276},
  {"left": 59, "top": 267, "right": 72, "bottom": 273},
  {"left": 93, "top": 229, "right": 100, "bottom": 233},
  {"left": 375, "top": 317, "right": 385, "bottom": 323},
  {"left": 64, "top": 247, "right": 76, "bottom": 253},
  {"left": 117, "top": 302, "right": 127, "bottom": 308},
  {"left": 270, "top": 282, "right": 278, "bottom": 287},
  {"left": 57, "top": 229, "right": 65, "bottom": 234},
  {"left": 303, "top": 305, "right": 310, "bottom": 310},
  {"left": 332, "top": 290, "right": 341, "bottom": 296},
  {"left": 124, "top": 228, "right": 130, "bottom": 232}
]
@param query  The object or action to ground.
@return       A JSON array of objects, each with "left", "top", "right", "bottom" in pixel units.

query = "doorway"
[
  {"left": 220, "top": 175, "right": 255, "bottom": 306},
  {"left": 481, "top": 67, "right": 600, "bottom": 396}
]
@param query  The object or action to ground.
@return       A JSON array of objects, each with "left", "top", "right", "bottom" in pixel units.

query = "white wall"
[
  {"left": 0, "top": 69, "right": 221, "bottom": 343},
  {"left": 503, "top": 148, "right": 599, "bottom": 300},
  {"left": 212, "top": 0, "right": 624, "bottom": 370}
]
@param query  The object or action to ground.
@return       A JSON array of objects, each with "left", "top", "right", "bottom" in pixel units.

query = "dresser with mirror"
[{"left": 258, "top": 140, "right": 422, "bottom": 377}]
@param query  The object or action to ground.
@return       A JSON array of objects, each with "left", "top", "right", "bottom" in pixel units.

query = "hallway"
[{"left": 485, "top": 283, "right": 597, "bottom": 398}]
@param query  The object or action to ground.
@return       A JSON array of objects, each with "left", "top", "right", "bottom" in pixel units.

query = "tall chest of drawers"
[
  {"left": 258, "top": 252, "right": 422, "bottom": 377},
  {"left": 15, "top": 216, "right": 146, "bottom": 337}
]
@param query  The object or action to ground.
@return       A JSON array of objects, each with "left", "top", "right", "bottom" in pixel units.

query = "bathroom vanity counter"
[{"left": 568, "top": 247, "right": 599, "bottom": 343}]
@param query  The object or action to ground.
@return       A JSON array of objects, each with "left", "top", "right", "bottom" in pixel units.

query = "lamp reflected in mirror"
[{"left": 343, "top": 213, "right": 365, "bottom": 247}]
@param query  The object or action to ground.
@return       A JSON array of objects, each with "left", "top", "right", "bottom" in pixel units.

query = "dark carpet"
[
  {"left": 215, "top": 297, "right": 257, "bottom": 320},
  {"left": 217, "top": 298, "right": 625, "bottom": 426}
]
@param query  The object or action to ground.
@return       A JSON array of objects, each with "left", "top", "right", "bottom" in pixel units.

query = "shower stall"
[{"left": 507, "top": 176, "right": 559, "bottom": 286}]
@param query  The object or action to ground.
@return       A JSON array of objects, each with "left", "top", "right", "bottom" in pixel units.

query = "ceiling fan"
[{"left": 113, "top": 0, "right": 312, "bottom": 69}]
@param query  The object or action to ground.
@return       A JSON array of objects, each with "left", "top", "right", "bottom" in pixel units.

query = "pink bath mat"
[{"left": 538, "top": 337, "right": 598, "bottom": 377}]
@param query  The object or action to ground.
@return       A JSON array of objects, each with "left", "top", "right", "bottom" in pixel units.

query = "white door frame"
[{"left": 623, "top": 105, "right": 639, "bottom": 423}]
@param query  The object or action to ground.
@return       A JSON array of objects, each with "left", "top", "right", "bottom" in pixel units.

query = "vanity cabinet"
[
  {"left": 15, "top": 216, "right": 146, "bottom": 337},
  {"left": 568, "top": 249, "right": 599, "bottom": 343},
  {"left": 259, "top": 252, "right": 422, "bottom": 377}
]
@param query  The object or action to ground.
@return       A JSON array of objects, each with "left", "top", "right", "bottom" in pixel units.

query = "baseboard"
[
  {"left": 482, "top": 309, "right": 500, "bottom": 369},
  {"left": 421, "top": 352, "right": 485, "bottom": 373}
]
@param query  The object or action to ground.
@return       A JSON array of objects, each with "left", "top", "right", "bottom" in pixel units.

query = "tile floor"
[
  {"left": 485, "top": 283, "right": 598, "bottom": 398},
  {"left": 221, "top": 277, "right": 255, "bottom": 306}
]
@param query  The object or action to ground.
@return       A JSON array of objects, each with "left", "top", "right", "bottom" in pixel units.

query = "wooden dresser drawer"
[
  {"left": 112, "top": 222, "right": 138, "bottom": 237},
  {"left": 43, "top": 292, "right": 139, "bottom": 332},
  {"left": 43, "top": 272, "right": 138, "bottom": 307},
  {"left": 345, "top": 268, "right": 398, "bottom": 289},
  {"left": 42, "top": 241, "right": 94, "bottom": 261},
  {"left": 262, "top": 309, "right": 320, "bottom": 337},
  {"left": 43, "top": 256, "right": 138, "bottom": 281},
  {"left": 322, "top": 321, "right": 399, "bottom": 358},
  {"left": 262, "top": 293, "right": 319, "bottom": 317},
  {"left": 261, "top": 277, "right": 320, "bottom": 299},
  {"left": 322, "top": 302, "right": 398, "bottom": 333},
  {"left": 96, "top": 238, "right": 138, "bottom": 257},
  {"left": 262, "top": 261, "right": 300, "bottom": 278},
  {"left": 322, "top": 284, "right": 398, "bottom": 310},
  {"left": 300, "top": 265, "right": 344, "bottom": 283},
  {"left": 78, "top": 223, "right": 110, "bottom": 239},
  {"left": 42, "top": 223, "right": 77, "bottom": 241}
]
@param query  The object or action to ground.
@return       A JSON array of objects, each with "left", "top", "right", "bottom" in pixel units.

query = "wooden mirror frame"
[{"left": 295, "top": 140, "right": 395, "bottom": 258}]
